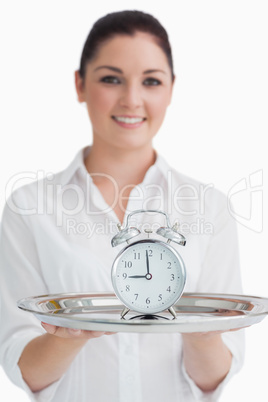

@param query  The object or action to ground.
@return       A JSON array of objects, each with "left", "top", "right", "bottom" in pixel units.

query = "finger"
[
  {"left": 67, "top": 328, "right": 83, "bottom": 337},
  {"left": 41, "top": 322, "right": 72, "bottom": 337},
  {"left": 41, "top": 322, "right": 108, "bottom": 339},
  {"left": 41, "top": 322, "right": 58, "bottom": 334},
  {"left": 81, "top": 330, "right": 106, "bottom": 339},
  {"left": 184, "top": 325, "right": 248, "bottom": 338}
]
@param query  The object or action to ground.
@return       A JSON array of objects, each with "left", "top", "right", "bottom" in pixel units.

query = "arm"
[
  {"left": 0, "top": 192, "right": 107, "bottom": 396},
  {"left": 18, "top": 324, "right": 111, "bottom": 392},
  {"left": 181, "top": 332, "right": 232, "bottom": 392},
  {"left": 180, "top": 190, "right": 245, "bottom": 394},
  {"left": 0, "top": 191, "right": 113, "bottom": 394}
]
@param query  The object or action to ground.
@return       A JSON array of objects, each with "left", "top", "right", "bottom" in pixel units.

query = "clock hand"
[
  {"left": 144, "top": 250, "right": 152, "bottom": 280},
  {"left": 128, "top": 252, "right": 152, "bottom": 280},
  {"left": 146, "top": 250, "right": 150, "bottom": 275},
  {"left": 128, "top": 275, "right": 146, "bottom": 278},
  {"left": 128, "top": 274, "right": 152, "bottom": 280}
]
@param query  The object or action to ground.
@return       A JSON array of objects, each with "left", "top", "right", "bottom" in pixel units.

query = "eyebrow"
[
  {"left": 93, "top": 65, "right": 167, "bottom": 75},
  {"left": 94, "top": 66, "right": 122, "bottom": 73}
]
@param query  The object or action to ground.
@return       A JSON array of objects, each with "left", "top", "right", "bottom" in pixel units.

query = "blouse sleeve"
[
  {"left": 0, "top": 190, "right": 63, "bottom": 401},
  {"left": 182, "top": 190, "right": 245, "bottom": 400}
]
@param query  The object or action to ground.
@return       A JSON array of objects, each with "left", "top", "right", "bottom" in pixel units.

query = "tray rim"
[{"left": 17, "top": 291, "right": 268, "bottom": 326}]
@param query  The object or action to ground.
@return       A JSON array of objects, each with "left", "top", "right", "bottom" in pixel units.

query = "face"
[{"left": 75, "top": 32, "right": 174, "bottom": 152}]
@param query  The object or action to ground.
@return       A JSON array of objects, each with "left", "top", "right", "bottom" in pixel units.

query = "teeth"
[{"left": 114, "top": 116, "right": 144, "bottom": 124}]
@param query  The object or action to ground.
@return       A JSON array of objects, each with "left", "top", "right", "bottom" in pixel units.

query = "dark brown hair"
[{"left": 79, "top": 10, "right": 174, "bottom": 80}]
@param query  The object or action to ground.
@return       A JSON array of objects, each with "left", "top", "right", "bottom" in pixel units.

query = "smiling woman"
[
  {"left": 0, "top": 9, "right": 244, "bottom": 402},
  {"left": 74, "top": 30, "right": 174, "bottom": 221},
  {"left": 75, "top": 33, "right": 173, "bottom": 153}
]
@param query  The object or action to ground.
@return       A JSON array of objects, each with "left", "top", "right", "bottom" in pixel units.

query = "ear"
[{"left": 74, "top": 70, "right": 86, "bottom": 103}]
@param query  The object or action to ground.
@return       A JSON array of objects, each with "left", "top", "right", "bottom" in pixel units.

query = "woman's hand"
[
  {"left": 41, "top": 322, "right": 114, "bottom": 339},
  {"left": 181, "top": 331, "right": 233, "bottom": 392},
  {"left": 19, "top": 323, "right": 114, "bottom": 393},
  {"left": 182, "top": 325, "right": 245, "bottom": 340}
]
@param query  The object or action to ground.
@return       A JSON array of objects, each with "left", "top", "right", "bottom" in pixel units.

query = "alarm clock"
[{"left": 111, "top": 209, "right": 186, "bottom": 319}]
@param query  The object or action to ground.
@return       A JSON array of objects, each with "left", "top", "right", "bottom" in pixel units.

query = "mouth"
[{"left": 112, "top": 115, "right": 146, "bottom": 128}]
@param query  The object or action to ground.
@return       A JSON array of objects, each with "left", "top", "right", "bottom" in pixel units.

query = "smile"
[{"left": 112, "top": 116, "right": 146, "bottom": 125}]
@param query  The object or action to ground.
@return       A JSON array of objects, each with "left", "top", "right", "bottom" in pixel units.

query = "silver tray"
[{"left": 17, "top": 292, "right": 268, "bottom": 333}]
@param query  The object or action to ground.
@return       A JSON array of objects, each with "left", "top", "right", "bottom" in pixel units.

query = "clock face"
[{"left": 111, "top": 239, "right": 186, "bottom": 314}]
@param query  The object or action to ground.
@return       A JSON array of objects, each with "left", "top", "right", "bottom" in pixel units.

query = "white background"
[{"left": 0, "top": 1, "right": 267, "bottom": 400}]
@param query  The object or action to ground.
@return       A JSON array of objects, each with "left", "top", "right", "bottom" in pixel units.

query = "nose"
[{"left": 119, "top": 82, "right": 143, "bottom": 110}]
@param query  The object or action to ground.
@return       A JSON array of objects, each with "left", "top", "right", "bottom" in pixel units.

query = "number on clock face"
[{"left": 111, "top": 240, "right": 186, "bottom": 314}]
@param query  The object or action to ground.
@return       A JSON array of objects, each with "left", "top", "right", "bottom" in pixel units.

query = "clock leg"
[
  {"left": 121, "top": 306, "right": 130, "bottom": 319},
  {"left": 168, "top": 306, "right": 177, "bottom": 319}
]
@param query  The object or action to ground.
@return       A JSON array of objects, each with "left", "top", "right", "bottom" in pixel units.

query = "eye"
[
  {"left": 143, "top": 77, "right": 161, "bottom": 86},
  {"left": 100, "top": 76, "right": 121, "bottom": 84}
]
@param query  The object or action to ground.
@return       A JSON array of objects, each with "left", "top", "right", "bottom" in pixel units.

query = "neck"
[{"left": 85, "top": 140, "right": 156, "bottom": 188}]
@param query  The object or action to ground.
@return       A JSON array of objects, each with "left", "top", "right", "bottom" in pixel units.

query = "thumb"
[{"left": 41, "top": 322, "right": 57, "bottom": 334}]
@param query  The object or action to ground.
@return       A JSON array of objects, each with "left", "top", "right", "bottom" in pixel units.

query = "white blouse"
[{"left": 0, "top": 147, "right": 244, "bottom": 401}]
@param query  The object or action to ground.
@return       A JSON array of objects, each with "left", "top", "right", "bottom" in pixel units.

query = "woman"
[{"left": 0, "top": 10, "right": 244, "bottom": 401}]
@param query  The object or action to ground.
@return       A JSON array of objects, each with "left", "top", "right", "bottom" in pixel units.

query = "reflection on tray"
[
  {"left": 129, "top": 314, "right": 170, "bottom": 321},
  {"left": 17, "top": 292, "right": 268, "bottom": 333},
  {"left": 37, "top": 295, "right": 250, "bottom": 318}
]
